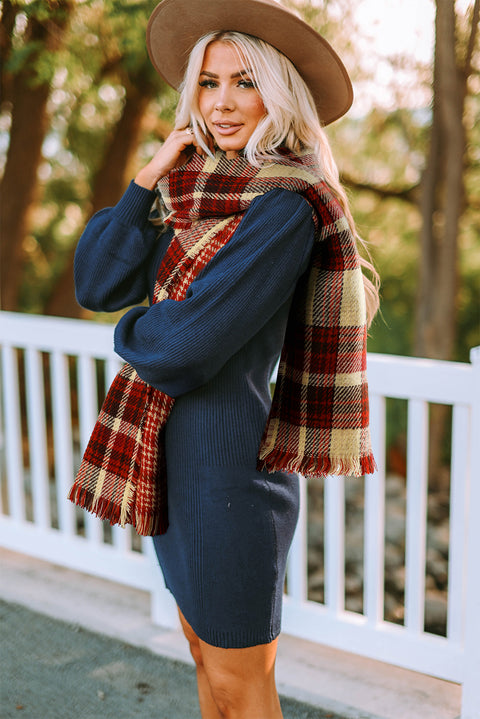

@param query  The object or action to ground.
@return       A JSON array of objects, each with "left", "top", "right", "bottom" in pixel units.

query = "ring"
[{"left": 185, "top": 127, "right": 193, "bottom": 135}]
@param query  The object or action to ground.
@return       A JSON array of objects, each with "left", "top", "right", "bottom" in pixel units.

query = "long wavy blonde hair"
[{"left": 175, "top": 31, "right": 380, "bottom": 325}]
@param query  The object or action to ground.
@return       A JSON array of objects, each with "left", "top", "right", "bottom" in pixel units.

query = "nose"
[{"left": 215, "top": 85, "right": 234, "bottom": 112}]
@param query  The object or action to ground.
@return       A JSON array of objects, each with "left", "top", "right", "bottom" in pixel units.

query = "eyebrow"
[{"left": 199, "top": 69, "right": 252, "bottom": 79}]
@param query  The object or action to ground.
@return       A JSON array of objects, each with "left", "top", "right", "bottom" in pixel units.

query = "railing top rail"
[
  {"left": 0, "top": 311, "right": 117, "bottom": 359},
  {"left": 367, "top": 350, "right": 478, "bottom": 405},
  {"left": 1, "top": 311, "right": 478, "bottom": 406}
]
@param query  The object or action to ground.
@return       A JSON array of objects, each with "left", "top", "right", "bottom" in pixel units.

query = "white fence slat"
[
  {"left": 77, "top": 353, "right": 102, "bottom": 544},
  {"left": 78, "top": 354, "right": 99, "bottom": 453},
  {"left": 460, "top": 347, "right": 480, "bottom": 719},
  {"left": 106, "top": 355, "right": 125, "bottom": 549},
  {"left": 105, "top": 356, "right": 122, "bottom": 387},
  {"left": 364, "top": 393, "right": 386, "bottom": 624},
  {"left": 144, "top": 538, "right": 180, "bottom": 630},
  {"left": 51, "top": 351, "right": 76, "bottom": 536},
  {"left": 25, "top": 348, "right": 50, "bottom": 529},
  {"left": 1, "top": 345, "right": 25, "bottom": 521},
  {"left": 0, "top": 368, "right": 3, "bottom": 515},
  {"left": 405, "top": 398, "right": 429, "bottom": 633},
  {"left": 113, "top": 523, "right": 131, "bottom": 552},
  {"left": 287, "top": 473, "right": 308, "bottom": 601},
  {"left": 447, "top": 404, "right": 470, "bottom": 642},
  {"left": 324, "top": 474, "right": 345, "bottom": 612}
]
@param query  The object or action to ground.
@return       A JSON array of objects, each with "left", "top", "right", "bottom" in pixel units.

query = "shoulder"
[
  {"left": 248, "top": 187, "right": 315, "bottom": 220},
  {"left": 206, "top": 188, "right": 315, "bottom": 279},
  {"left": 238, "top": 188, "right": 316, "bottom": 247}
]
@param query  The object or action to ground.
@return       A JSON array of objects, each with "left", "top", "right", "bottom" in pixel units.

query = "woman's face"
[{"left": 198, "top": 41, "right": 266, "bottom": 159}]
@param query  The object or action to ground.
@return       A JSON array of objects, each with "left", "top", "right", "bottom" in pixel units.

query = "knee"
[{"left": 207, "top": 674, "right": 244, "bottom": 718}]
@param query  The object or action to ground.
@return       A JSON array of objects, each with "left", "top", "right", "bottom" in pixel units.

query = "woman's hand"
[{"left": 134, "top": 127, "right": 207, "bottom": 190}]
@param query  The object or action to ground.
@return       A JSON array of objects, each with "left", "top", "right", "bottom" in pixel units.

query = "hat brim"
[{"left": 146, "top": 0, "right": 353, "bottom": 125}]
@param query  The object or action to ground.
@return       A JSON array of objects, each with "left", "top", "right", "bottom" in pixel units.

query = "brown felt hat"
[{"left": 146, "top": 0, "right": 353, "bottom": 125}]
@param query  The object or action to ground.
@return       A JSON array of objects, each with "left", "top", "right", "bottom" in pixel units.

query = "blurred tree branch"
[{"left": 341, "top": 173, "right": 421, "bottom": 205}]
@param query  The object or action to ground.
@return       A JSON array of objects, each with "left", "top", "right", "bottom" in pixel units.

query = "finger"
[
  {"left": 182, "top": 127, "right": 209, "bottom": 157},
  {"left": 177, "top": 127, "right": 198, "bottom": 151},
  {"left": 177, "top": 127, "right": 194, "bottom": 143}
]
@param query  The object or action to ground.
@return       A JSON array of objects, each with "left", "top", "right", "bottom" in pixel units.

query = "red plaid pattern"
[{"left": 69, "top": 149, "right": 375, "bottom": 537}]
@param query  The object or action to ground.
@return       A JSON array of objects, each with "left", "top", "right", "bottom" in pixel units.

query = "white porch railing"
[{"left": 1, "top": 310, "right": 479, "bottom": 719}]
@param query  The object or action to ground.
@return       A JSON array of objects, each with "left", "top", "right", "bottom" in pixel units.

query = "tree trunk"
[
  {"left": 415, "top": 0, "right": 466, "bottom": 361},
  {"left": 0, "top": 3, "right": 72, "bottom": 311},
  {"left": 415, "top": 0, "right": 479, "bottom": 487},
  {"left": 44, "top": 81, "right": 155, "bottom": 318},
  {"left": 0, "top": 1, "right": 19, "bottom": 104}
]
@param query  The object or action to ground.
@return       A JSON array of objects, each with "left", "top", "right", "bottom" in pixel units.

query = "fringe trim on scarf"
[
  {"left": 67, "top": 483, "right": 169, "bottom": 536},
  {"left": 256, "top": 451, "right": 377, "bottom": 479}
]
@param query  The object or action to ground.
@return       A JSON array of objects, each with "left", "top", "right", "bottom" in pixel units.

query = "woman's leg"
[
  {"left": 199, "top": 635, "right": 283, "bottom": 719},
  {"left": 178, "top": 608, "right": 222, "bottom": 719},
  {"left": 178, "top": 607, "right": 283, "bottom": 719}
]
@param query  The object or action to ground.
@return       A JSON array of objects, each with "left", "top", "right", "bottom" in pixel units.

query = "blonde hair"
[{"left": 175, "top": 31, "right": 380, "bottom": 325}]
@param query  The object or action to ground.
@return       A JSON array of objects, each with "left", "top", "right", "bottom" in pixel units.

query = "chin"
[
  {"left": 216, "top": 143, "right": 244, "bottom": 158},
  {"left": 216, "top": 141, "right": 240, "bottom": 152}
]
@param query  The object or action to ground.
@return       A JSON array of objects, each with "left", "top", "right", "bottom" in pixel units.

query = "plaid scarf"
[{"left": 69, "top": 149, "right": 375, "bottom": 536}]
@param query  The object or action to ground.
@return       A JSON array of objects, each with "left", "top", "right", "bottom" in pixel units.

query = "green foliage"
[
  {"left": 355, "top": 192, "right": 420, "bottom": 357},
  {"left": 4, "top": 0, "right": 72, "bottom": 83},
  {"left": 5, "top": 39, "right": 42, "bottom": 73}
]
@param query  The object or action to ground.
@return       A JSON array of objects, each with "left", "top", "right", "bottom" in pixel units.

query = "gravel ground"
[{"left": 0, "top": 600, "right": 345, "bottom": 719}]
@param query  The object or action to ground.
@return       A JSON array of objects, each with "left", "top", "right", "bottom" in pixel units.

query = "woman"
[{"left": 70, "top": 1, "right": 379, "bottom": 717}]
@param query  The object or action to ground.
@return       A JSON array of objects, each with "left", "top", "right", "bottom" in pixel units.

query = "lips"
[{"left": 213, "top": 122, "right": 243, "bottom": 135}]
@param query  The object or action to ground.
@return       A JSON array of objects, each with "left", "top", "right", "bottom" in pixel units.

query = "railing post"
[
  {"left": 143, "top": 538, "right": 180, "bottom": 630},
  {"left": 461, "top": 346, "right": 480, "bottom": 719},
  {"left": 287, "top": 473, "right": 308, "bottom": 601}
]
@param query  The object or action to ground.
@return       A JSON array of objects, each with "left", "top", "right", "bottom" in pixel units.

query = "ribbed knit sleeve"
[
  {"left": 114, "top": 188, "right": 315, "bottom": 397},
  {"left": 74, "top": 181, "right": 168, "bottom": 312}
]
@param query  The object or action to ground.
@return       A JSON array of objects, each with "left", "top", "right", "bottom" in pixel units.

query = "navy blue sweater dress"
[{"left": 74, "top": 179, "right": 315, "bottom": 648}]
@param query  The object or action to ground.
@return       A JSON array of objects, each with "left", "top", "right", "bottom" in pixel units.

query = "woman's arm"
[
  {"left": 114, "top": 189, "right": 315, "bottom": 396},
  {"left": 74, "top": 181, "right": 168, "bottom": 312},
  {"left": 75, "top": 123, "right": 212, "bottom": 312}
]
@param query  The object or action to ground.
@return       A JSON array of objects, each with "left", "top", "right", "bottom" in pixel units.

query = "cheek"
[
  {"left": 198, "top": 93, "right": 210, "bottom": 122},
  {"left": 248, "top": 97, "right": 266, "bottom": 125}
]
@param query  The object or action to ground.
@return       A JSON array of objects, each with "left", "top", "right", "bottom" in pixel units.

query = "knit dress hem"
[{"left": 170, "top": 590, "right": 281, "bottom": 649}]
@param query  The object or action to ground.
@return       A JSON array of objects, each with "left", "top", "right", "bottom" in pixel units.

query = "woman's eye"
[
  {"left": 199, "top": 80, "right": 217, "bottom": 89},
  {"left": 238, "top": 79, "right": 256, "bottom": 89}
]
